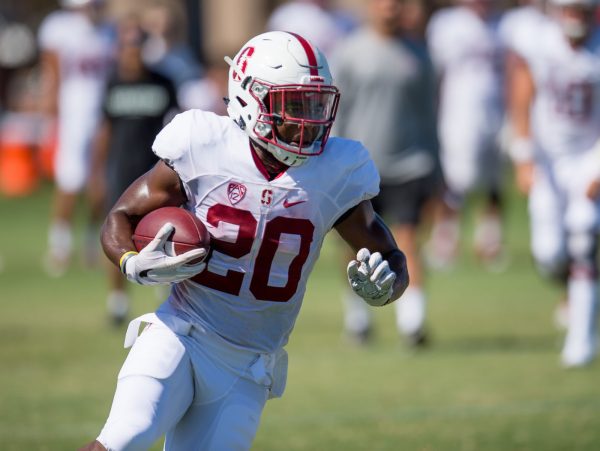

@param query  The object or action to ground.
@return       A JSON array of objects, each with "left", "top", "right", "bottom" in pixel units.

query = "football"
[{"left": 132, "top": 207, "right": 211, "bottom": 259}]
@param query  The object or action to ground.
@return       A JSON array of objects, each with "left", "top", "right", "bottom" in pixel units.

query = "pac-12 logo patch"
[{"left": 227, "top": 182, "right": 247, "bottom": 205}]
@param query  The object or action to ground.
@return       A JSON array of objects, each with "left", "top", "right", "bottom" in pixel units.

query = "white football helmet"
[{"left": 225, "top": 31, "right": 340, "bottom": 167}]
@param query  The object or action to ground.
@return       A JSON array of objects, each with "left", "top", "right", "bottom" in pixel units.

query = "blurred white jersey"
[
  {"left": 426, "top": 6, "right": 505, "bottom": 194},
  {"left": 498, "top": 5, "right": 550, "bottom": 61},
  {"left": 427, "top": 7, "right": 504, "bottom": 138},
  {"left": 153, "top": 110, "right": 379, "bottom": 353},
  {"left": 266, "top": 2, "right": 346, "bottom": 58},
  {"left": 526, "top": 25, "right": 600, "bottom": 160},
  {"left": 38, "top": 10, "right": 114, "bottom": 121}
]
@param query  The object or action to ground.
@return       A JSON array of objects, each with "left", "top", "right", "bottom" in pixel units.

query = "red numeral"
[
  {"left": 556, "top": 82, "right": 593, "bottom": 120},
  {"left": 192, "top": 204, "right": 314, "bottom": 302},
  {"left": 250, "top": 216, "right": 314, "bottom": 302},
  {"left": 192, "top": 204, "right": 257, "bottom": 295}
]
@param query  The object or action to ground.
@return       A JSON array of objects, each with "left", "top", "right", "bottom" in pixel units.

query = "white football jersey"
[
  {"left": 38, "top": 10, "right": 114, "bottom": 119},
  {"left": 527, "top": 25, "right": 600, "bottom": 159},
  {"left": 498, "top": 5, "right": 550, "bottom": 61},
  {"left": 153, "top": 110, "right": 380, "bottom": 353},
  {"left": 427, "top": 7, "right": 505, "bottom": 137}
]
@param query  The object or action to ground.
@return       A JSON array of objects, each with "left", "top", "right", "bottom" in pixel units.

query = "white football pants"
[
  {"left": 528, "top": 152, "right": 600, "bottom": 364},
  {"left": 54, "top": 111, "right": 98, "bottom": 192},
  {"left": 97, "top": 313, "right": 287, "bottom": 451},
  {"left": 439, "top": 117, "right": 504, "bottom": 198}
]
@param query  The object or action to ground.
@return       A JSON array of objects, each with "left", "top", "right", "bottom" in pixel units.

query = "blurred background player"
[
  {"left": 332, "top": 0, "right": 441, "bottom": 346},
  {"left": 38, "top": 0, "right": 115, "bottom": 276},
  {"left": 140, "top": 0, "right": 203, "bottom": 94},
  {"left": 87, "top": 15, "right": 178, "bottom": 325},
  {"left": 499, "top": 0, "right": 550, "bottom": 64},
  {"left": 507, "top": 0, "right": 600, "bottom": 367},
  {"left": 425, "top": 0, "right": 507, "bottom": 270},
  {"left": 266, "top": 0, "right": 359, "bottom": 58},
  {"left": 497, "top": 0, "right": 570, "bottom": 328}
]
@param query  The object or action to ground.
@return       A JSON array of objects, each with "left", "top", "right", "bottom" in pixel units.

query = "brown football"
[{"left": 132, "top": 207, "right": 211, "bottom": 259}]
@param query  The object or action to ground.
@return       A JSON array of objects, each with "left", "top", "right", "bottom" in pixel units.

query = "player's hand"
[
  {"left": 347, "top": 248, "right": 396, "bottom": 306},
  {"left": 586, "top": 177, "right": 600, "bottom": 200},
  {"left": 515, "top": 161, "right": 535, "bottom": 195},
  {"left": 124, "top": 223, "right": 207, "bottom": 285}
]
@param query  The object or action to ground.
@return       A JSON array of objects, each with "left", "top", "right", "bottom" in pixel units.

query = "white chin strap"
[{"left": 267, "top": 142, "right": 310, "bottom": 167}]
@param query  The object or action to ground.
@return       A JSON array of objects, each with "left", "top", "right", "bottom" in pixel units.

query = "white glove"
[
  {"left": 347, "top": 248, "right": 396, "bottom": 306},
  {"left": 123, "top": 223, "right": 207, "bottom": 286}
]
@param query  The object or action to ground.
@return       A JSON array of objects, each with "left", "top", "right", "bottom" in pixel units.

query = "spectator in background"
[
  {"left": 88, "top": 15, "right": 178, "bottom": 325},
  {"left": 176, "top": 56, "right": 228, "bottom": 115},
  {"left": 266, "top": 0, "right": 359, "bottom": 58},
  {"left": 140, "top": 0, "right": 203, "bottom": 91},
  {"left": 507, "top": 0, "right": 600, "bottom": 367},
  {"left": 38, "top": 0, "right": 115, "bottom": 276},
  {"left": 333, "top": 0, "right": 441, "bottom": 346},
  {"left": 425, "top": 0, "right": 507, "bottom": 271}
]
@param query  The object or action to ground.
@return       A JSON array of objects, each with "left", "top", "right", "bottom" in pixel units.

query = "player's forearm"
[
  {"left": 39, "top": 51, "right": 59, "bottom": 116},
  {"left": 101, "top": 208, "right": 138, "bottom": 267}
]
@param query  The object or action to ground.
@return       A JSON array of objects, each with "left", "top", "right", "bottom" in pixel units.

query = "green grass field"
[{"left": 1, "top": 183, "right": 600, "bottom": 450}]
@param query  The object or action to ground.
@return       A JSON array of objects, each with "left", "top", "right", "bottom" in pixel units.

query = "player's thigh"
[
  {"left": 439, "top": 127, "right": 480, "bottom": 195},
  {"left": 55, "top": 120, "right": 94, "bottom": 192},
  {"left": 528, "top": 171, "right": 567, "bottom": 266},
  {"left": 564, "top": 192, "right": 600, "bottom": 262},
  {"left": 166, "top": 375, "right": 268, "bottom": 451},
  {"left": 97, "top": 323, "right": 194, "bottom": 451}
]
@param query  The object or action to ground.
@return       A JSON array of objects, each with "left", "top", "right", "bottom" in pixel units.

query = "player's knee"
[
  {"left": 567, "top": 232, "right": 595, "bottom": 262},
  {"left": 567, "top": 232, "right": 598, "bottom": 278},
  {"left": 535, "top": 258, "right": 569, "bottom": 282},
  {"left": 532, "top": 241, "right": 568, "bottom": 281},
  {"left": 77, "top": 440, "right": 107, "bottom": 451}
]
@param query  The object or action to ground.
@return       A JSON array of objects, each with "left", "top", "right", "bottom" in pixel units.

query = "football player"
[
  {"left": 507, "top": 0, "right": 600, "bottom": 367},
  {"left": 79, "top": 31, "right": 409, "bottom": 451},
  {"left": 38, "top": 0, "right": 115, "bottom": 275},
  {"left": 425, "top": 0, "right": 507, "bottom": 269}
]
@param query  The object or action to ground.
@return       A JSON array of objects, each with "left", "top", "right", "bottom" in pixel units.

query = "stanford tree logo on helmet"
[{"left": 224, "top": 31, "right": 340, "bottom": 167}]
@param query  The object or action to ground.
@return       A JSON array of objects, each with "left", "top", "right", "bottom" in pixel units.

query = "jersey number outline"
[
  {"left": 191, "top": 204, "right": 315, "bottom": 302},
  {"left": 556, "top": 82, "right": 593, "bottom": 120}
]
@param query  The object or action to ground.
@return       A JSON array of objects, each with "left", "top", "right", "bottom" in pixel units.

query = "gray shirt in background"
[{"left": 331, "top": 28, "right": 440, "bottom": 185}]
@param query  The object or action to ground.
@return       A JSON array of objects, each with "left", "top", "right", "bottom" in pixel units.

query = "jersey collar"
[{"left": 249, "top": 142, "right": 288, "bottom": 181}]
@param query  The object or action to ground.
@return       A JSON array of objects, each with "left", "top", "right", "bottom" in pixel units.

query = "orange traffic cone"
[{"left": 0, "top": 142, "right": 38, "bottom": 196}]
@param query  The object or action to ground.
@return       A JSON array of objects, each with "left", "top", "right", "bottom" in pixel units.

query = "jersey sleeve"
[
  {"left": 38, "top": 13, "right": 65, "bottom": 51},
  {"left": 327, "top": 138, "right": 380, "bottom": 227},
  {"left": 152, "top": 111, "right": 195, "bottom": 182}
]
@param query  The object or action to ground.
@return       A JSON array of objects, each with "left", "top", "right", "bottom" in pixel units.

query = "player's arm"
[
  {"left": 101, "top": 160, "right": 206, "bottom": 285},
  {"left": 507, "top": 52, "right": 535, "bottom": 195},
  {"left": 38, "top": 49, "right": 59, "bottom": 116},
  {"left": 334, "top": 200, "right": 409, "bottom": 306},
  {"left": 87, "top": 119, "right": 111, "bottom": 217}
]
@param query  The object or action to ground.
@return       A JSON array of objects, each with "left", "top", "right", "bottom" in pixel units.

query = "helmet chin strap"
[
  {"left": 267, "top": 142, "right": 309, "bottom": 167},
  {"left": 250, "top": 139, "right": 306, "bottom": 172}
]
